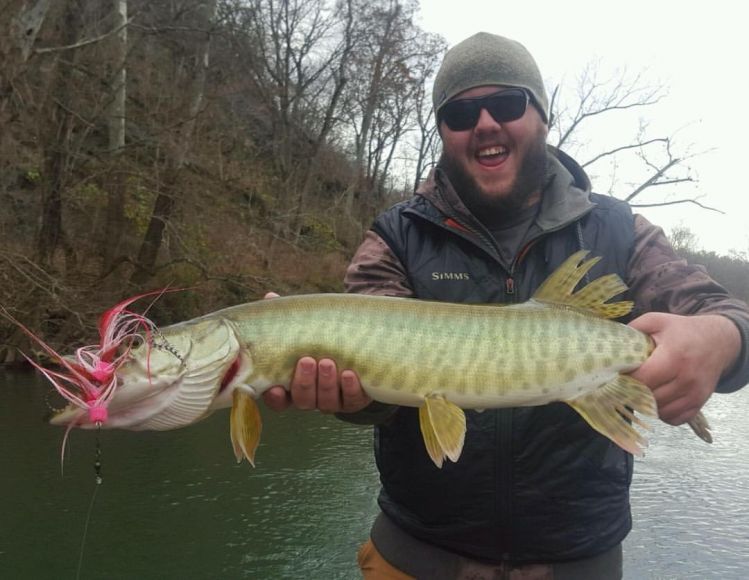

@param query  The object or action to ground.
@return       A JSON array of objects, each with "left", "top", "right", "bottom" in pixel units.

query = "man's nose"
[{"left": 475, "top": 107, "right": 501, "bottom": 131}]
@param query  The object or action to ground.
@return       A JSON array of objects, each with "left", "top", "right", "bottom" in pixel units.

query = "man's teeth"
[{"left": 478, "top": 146, "right": 508, "bottom": 157}]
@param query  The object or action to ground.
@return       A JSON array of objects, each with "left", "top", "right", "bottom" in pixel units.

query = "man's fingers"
[
  {"left": 317, "top": 359, "right": 341, "bottom": 413},
  {"left": 629, "top": 344, "right": 678, "bottom": 394},
  {"left": 290, "top": 357, "right": 318, "bottom": 410},
  {"left": 262, "top": 385, "right": 291, "bottom": 412},
  {"left": 657, "top": 396, "right": 700, "bottom": 426},
  {"left": 262, "top": 356, "right": 368, "bottom": 414},
  {"left": 340, "top": 369, "right": 371, "bottom": 412}
]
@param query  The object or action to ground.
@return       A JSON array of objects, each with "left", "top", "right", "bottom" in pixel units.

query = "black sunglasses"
[{"left": 439, "top": 88, "right": 529, "bottom": 131}]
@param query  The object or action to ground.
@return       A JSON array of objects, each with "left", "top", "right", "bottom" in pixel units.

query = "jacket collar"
[{"left": 416, "top": 146, "right": 596, "bottom": 233}]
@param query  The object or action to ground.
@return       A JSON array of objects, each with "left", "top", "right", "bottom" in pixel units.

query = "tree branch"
[
  {"left": 630, "top": 199, "right": 724, "bottom": 213},
  {"left": 581, "top": 138, "right": 667, "bottom": 168},
  {"left": 35, "top": 17, "right": 134, "bottom": 55}
]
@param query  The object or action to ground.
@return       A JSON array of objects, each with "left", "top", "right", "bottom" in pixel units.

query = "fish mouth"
[
  {"left": 49, "top": 405, "right": 85, "bottom": 427},
  {"left": 48, "top": 375, "right": 198, "bottom": 430},
  {"left": 48, "top": 316, "right": 246, "bottom": 431}
]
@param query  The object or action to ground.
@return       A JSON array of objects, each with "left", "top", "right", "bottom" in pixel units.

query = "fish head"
[{"left": 50, "top": 316, "right": 251, "bottom": 431}]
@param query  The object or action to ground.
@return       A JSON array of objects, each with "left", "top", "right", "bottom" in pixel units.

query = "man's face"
[{"left": 438, "top": 85, "right": 549, "bottom": 220}]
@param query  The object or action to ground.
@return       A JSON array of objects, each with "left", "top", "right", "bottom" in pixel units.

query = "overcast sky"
[{"left": 417, "top": 1, "right": 748, "bottom": 256}]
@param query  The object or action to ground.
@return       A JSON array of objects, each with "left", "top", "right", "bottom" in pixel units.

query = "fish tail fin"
[
  {"left": 230, "top": 388, "right": 263, "bottom": 466},
  {"left": 418, "top": 396, "right": 466, "bottom": 468},
  {"left": 566, "top": 374, "right": 657, "bottom": 456},
  {"left": 687, "top": 411, "right": 713, "bottom": 443},
  {"left": 532, "top": 250, "right": 633, "bottom": 319}
]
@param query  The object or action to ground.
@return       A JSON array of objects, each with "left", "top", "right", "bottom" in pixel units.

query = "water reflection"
[
  {"left": 0, "top": 370, "right": 379, "bottom": 579},
  {"left": 1, "top": 370, "right": 747, "bottom": 579}
]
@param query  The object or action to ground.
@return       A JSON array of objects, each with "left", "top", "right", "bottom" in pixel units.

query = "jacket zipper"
[
  {"left": 504, "top": 276, "right": 515, "bottom": 297},
  {"left": 496, "top": 243, "right": 536, "bottom": 555},
  {"left": 406, "top": 208, "right": 532, "bottom": 547},
  {"left": 403, "top": 190, "right": 598, "bottom": 553}
]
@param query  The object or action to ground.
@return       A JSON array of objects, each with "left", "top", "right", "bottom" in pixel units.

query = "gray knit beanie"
[{"left": 433, "top": 32, "right": 549, "bottom": 124}]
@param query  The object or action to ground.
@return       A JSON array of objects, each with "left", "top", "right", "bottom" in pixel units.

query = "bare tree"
[
  {"left": 131, "top": 0, "right": 217, "bottom": 284},
  {"left": 341, "top": 0, "right": 442, "bottom": 211},
  {"left": 548, "top": 63, "right": 716, "bottom": 212},
  {"left": 103, "top": 0, "right": 128, "bottom": 265},
  {"left": 227, "top": 0, "right": 350, "bottom": 180},
  {"left": 341, "top": 0, "right": 402, "bottom": 213},
  {"left": 34, "top": 0, "right": 88, "bottom": 267},
  {"left": 669, "top": 224, "right": 699, "bottom": 253},
  {"left": 406, "top": 35, "right": 444, "bottom": 192},
  {"left": 8, "top": 0, "right": 53, "bottom": 62}
]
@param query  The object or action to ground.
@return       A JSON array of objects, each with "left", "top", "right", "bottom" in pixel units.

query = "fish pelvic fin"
[
  {"left": 418, "top": 396, "right": 466, "bottom": 468},
  {"left": 687, "top": 411, "right": 713, "bottom": 444},
  {"left": 532, "top": 250, "right": 633, "bottom": 319},
  {"left": 230, "top": 389, "right": 262, "bottom": 466},
  {"left": 566, "top": 374, "right": 657, "bottom": 457}
]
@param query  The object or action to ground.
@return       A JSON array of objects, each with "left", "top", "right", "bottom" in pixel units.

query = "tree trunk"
[
  {"left": 103, "top": 0, "right": 128, "bottom": 267},
  {"left": 130, "top": 0, "right": 216, "bottom": 286},
  {"left": 35, "top": 0, "right": 80, "bottom": 267},
  {"left": 345, "top": 2, "right": 399, "bottom": 214},
  {"left": 11, "top": 0, "right": 53, "bottom": 62}
]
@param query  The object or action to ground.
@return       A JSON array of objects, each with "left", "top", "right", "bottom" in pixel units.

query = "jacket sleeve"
[
  {"left": 343, "top": 230, "right": 414, "bottom": 298},
  {"left": 335, "top": 230, "right": 413, "bottom": 424},
  {"left": 627, "top": 214, "right": 749, "bottom": 393}
]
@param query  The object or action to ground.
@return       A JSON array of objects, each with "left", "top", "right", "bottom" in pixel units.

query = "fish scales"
[
  {"left": 205, "top": 293, "right": 651, "bottom": 408},
  {"left": 34, "top": 251, "right": 713, "bottom": 468}
]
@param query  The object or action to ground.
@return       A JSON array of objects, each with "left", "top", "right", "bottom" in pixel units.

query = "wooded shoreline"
[{"left": 2, "top": 1, "right": 747, "bottom": 361}]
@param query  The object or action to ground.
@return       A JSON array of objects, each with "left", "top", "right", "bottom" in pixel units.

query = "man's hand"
[
  {"left": 628, "top": 313, "right": 740, "bottom": 425},
  {"left": 262, "top": 357, "right": 371, "bottom": 413},
  {"left": 261, "top": 293, "right": 372, "bottom": 414}
]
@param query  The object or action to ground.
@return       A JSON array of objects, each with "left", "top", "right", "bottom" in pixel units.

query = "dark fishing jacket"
[
  {"left": 362, "top": 150, "right": 635, "bottom": 564},
  {"left": 342, "top": 147, "right": 749, "bottom": 566}
]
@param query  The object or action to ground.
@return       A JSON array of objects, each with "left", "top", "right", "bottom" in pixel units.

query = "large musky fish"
[{"left": 8, "top": 251, "right": 711, "bottom": 468}]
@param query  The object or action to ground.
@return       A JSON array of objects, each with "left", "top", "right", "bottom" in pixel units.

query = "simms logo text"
[{"left": 431, "top": 272, "right": 471, "bottom": 281}]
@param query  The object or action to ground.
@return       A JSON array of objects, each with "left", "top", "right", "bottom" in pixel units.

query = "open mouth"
[{"left": 476, "top": 144, "right": 509, "bottom": 167}]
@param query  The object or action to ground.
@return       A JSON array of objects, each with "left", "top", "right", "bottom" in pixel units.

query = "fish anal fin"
[
  {"left": 687, "top": 411, "right": 713, "bottom": 444},
  {"left": 230, "top": 388, "right": 262, "bottom": 467},
  {"left": 418, "top": 396, "right": 466, "bottom": 468},
  {"left": 566, "top": 374, "right": 656, "bottom": 457},
  {"left": 532, "top": 251, "right": 633, "bottom": 319},
  {"left": 418, "top": 405, "right": 444, "bottom": 469}
]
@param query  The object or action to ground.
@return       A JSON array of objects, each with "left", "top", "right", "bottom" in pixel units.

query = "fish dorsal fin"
[{"left": 532, "top": 250, "right": 633, "bottom": 319}]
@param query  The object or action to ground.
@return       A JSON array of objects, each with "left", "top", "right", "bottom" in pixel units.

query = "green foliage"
[
  {"left": 124, "top": 179, "right": 157, "bottom": 236},
  {"left": 23, "top": 168, "right": 41, "bottom": 184},
  {"left": 70, "top": 182, "right": 106, "bottom": 207},
  {"left": 298, "top": 217, "right": 342, "bottom": 252}
]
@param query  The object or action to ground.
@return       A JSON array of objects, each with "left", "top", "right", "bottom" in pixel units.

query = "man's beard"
[{"left": 439, "top": 130, "right": 549, "bottom": 227}]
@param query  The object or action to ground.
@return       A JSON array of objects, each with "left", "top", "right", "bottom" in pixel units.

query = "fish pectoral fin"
[
  {"left": 418, "top": 396, "right": 466, "bottom": 468},
  {"left": 566, "top": 374, "right": 657, "bottom": 457},
  {"left": 687, "top": 411, "right": 713, "bottom": 444},
  {"left": 230, "top": 388, "right": 263, "bottom": 467}
]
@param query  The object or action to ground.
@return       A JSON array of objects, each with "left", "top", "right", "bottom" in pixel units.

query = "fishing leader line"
[{"left": 75, "top": 422, "right": 104, "bottom": 580}]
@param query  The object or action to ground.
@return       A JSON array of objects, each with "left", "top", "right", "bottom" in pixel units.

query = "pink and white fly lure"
[{"left": 2, "top": 291, "right": 168, "bottom": 425}]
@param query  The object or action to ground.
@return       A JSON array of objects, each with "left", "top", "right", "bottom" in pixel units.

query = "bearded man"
[{"left": 264, "top": 32, "right": 749, "bottom": 579}]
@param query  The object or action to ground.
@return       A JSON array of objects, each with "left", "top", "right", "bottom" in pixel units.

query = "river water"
[{"left": 1, "top": 369, "right": 747, "bottom": 579}]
